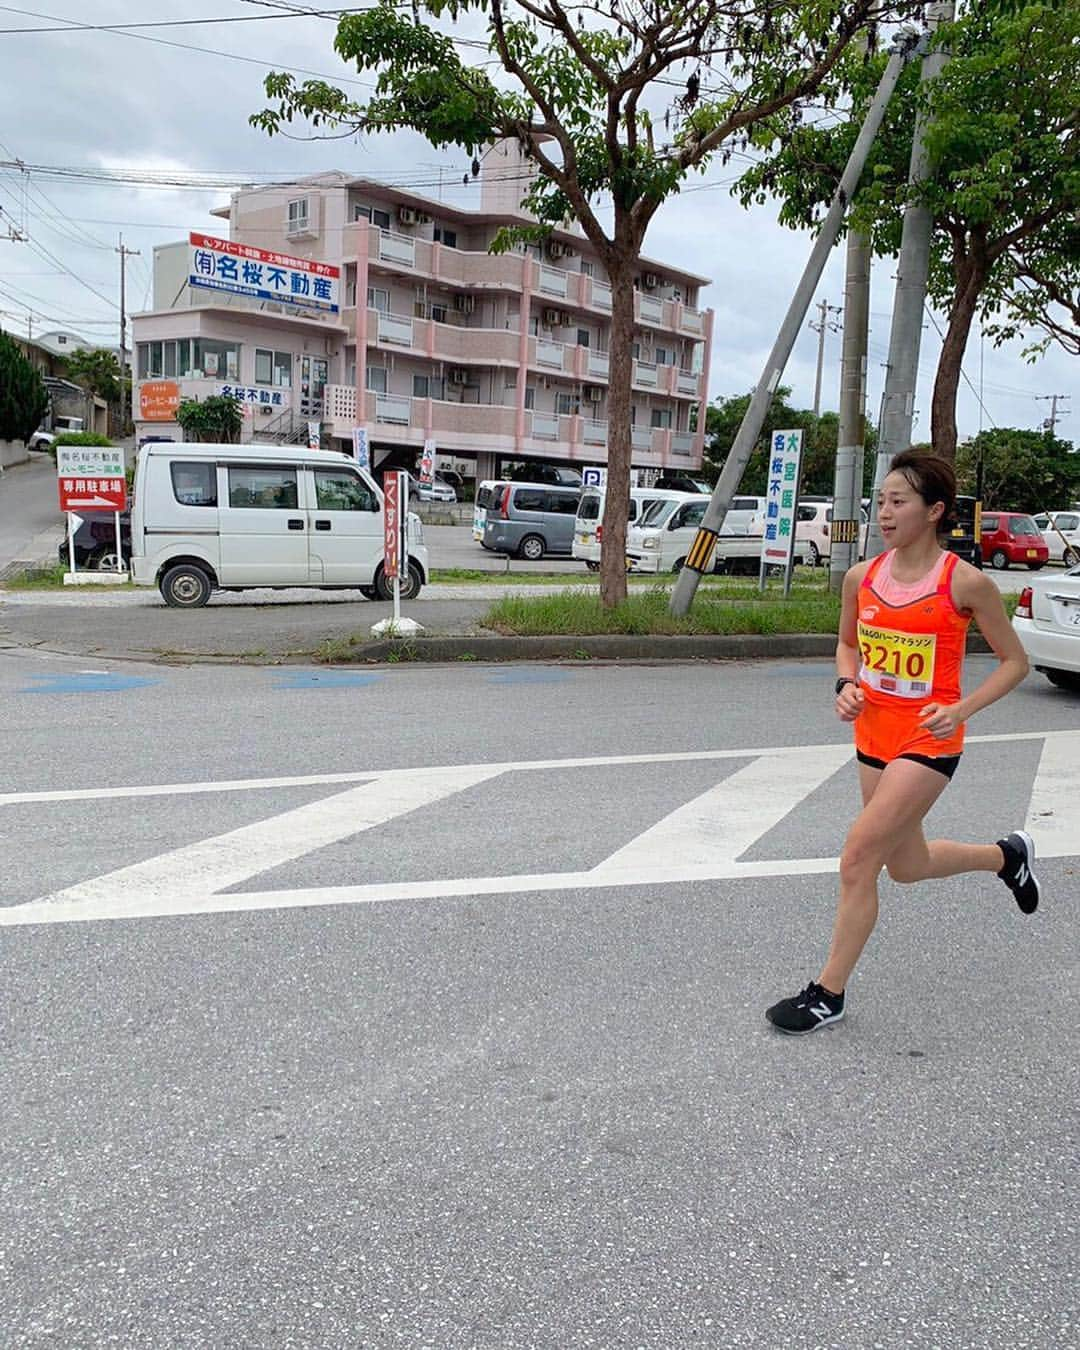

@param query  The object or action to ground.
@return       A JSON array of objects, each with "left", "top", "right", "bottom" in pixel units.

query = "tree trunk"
[
  {"left": 931, "top": 261, "right": 985, "bottom": 461},
  {"left": 599, "top": 259, "right": 635, "bottom": 607}
]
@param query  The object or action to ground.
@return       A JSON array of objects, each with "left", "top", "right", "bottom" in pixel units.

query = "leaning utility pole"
[
  {"left": 116, "top": 234, "right": 140, "bottom": 435},
  {"left": 864, "top": 0, "right": 954, "bottom": 559},
  {"left": 829, "top": 228, "right": 872, "bottom": 593},
  {"left": 670, "top": 27, "right": 922, "bottom": 617},
  {"left": 810, "top": 299, "right": 842, "bottom": 418}
]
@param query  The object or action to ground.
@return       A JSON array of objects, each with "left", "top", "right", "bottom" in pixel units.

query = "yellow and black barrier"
[
  {"left": 831, "top": 518, "right": 860, "bottom": 544},
  {"left": 684, "top": 527, "right": 719, "bottom": 574}
]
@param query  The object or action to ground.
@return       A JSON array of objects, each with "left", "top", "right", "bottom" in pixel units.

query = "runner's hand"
[
  {"left": 918, "top": 702, "right": 963, "bottom": 738},
  {"left": 836, "top": 683, "right": 864, "bottom": 722}
]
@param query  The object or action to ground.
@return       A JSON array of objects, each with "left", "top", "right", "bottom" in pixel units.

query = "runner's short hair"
[{"left": 889, "top": 449, "right": 957, "bottom": 535}]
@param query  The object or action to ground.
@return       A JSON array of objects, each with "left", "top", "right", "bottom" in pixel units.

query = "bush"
[{"left": 53, "top": 432, "right": 113, "bottom": 447}]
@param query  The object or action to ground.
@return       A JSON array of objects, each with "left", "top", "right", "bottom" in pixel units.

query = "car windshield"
[
  {"left": 1010, "top": 516, "right": 1041, "bottom": 536},
  {"left": 638, "top": 499, "right": 678, "bottom": 527}
]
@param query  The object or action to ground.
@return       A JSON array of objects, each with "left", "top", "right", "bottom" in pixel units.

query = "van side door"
[
  {"left": 218, "top": 461, "right": 310, "bottom": 586},
  {"left": 307, "top": 464, "right": 383, "bottom": 584}
]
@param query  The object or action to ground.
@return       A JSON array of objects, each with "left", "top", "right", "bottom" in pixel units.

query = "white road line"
[
  {"left": 591, "top": 744, "right": 853, "bottom": 874},
  {"left": 1025, "top": 731, "right": 1080, "bottom": 859},
  {"left": 33, "top": 765, "right": 505, "bottom": 910},
  {"left": 0, "top": 856, "right": 843, "bottom": 928},
  {"left": 0, "top": 729, "right": 1056, "bottom": 808}
]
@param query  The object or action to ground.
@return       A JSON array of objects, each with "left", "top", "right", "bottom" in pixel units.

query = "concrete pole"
[
  {"left": 864, "top": 0, "right": 954, "bottom": 559},
  {"left": 829, "top": 228, "right": 872, "bottom": 593},
  {"left": 670, "top": 29, "right": 920, "bottom": 617},
  {"left": 811, "top": 299, "right": 842, "bottom": 418}
]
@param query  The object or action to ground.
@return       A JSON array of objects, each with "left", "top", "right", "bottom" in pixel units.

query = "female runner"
[{"left": 767, "top": 450, "right": 1040, "bottom": 1035}]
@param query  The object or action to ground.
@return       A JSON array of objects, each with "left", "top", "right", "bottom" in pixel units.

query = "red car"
[{"left": 980, "top": 511, "right": 1049, "bottom": 571}]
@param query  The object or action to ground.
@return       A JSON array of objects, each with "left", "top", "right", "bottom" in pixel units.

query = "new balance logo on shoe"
[
  {"left": 1015, "top": 863, "right": 1029, "bottom": 888},
  {"left": 810, "top": 1003, "right": 835, "bottom": 1021}
]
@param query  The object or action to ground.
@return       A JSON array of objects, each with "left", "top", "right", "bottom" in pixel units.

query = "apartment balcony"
[
  {"left": 356, "top": 224, "right": 708, "bottom": 338},
  {"left": 323, "top": 388, "right": 703, "bottom": 466}
]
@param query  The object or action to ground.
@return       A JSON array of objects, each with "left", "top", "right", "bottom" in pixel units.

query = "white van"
[
  {"left": 130, "top": 442, "right": 429, "bottom": 608},
  {"left": 572, "top": 487, "right": 681, "bottom": 570},
  {"left": 627, "top": 492, "right": 805, "bottom": 574},
  {"left": 473, "top": 480, "right": 506, "bottom": 541}
]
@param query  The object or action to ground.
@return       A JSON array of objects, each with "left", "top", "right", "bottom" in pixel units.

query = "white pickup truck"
[{"left": 626, "top": 494, "right": 805, "bottom": 575}]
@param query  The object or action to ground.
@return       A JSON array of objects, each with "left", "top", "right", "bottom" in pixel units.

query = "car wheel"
[
  {"left": 359, "top": 585, "right": 377, "bottom": 600},
  {"left": 374, "top": 561, "right": 423, "bottom": 601},
  {"left": 990, "top": 549, "right": 1009, "bottom": 570},
  {"left": 1044, "top": 668, "right": 1080, "bottom": 693},
  {"left": 809, "top": 541, "right": 821, "bottom": 568},
  {"left": 1027, "top": 562, "right": 1045, "bottom": 571},
  {"left": 159, "top": 563, "right": 212, "bottom": 608},
  {"left": 585, "top": 560, "right": 600, "bottom": 572},
  {"left": 90, "top": 547, "right": 124, "bottom": 573},
  {"left": 672, "top": 557, "right": 686, "bottom": 573},
  {"left": 1063, "top": 546, "right": 1079, "bottom": 567},
  {"left": 517, "top": 534, "right": 545, "bottom": 561}
]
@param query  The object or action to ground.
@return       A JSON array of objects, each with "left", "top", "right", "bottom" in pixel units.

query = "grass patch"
[
  {"left": 431, "top": 565, "right": 834, "bottom": 590},
  {"left": 481, "top": 585, "right": 843, "bottom": 636},
  {"left": 2, "top": 563, "right": 134, "bottom": 590}
]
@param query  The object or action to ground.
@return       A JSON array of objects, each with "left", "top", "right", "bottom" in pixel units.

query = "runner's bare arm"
[
  {"left": 837, "top": 561, "right": 871, "bottom": 679},
  {"left": 950, "top": 564, "right": 1030, "bottom": 719}
]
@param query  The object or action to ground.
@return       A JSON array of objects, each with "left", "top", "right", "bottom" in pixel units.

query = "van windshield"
[{"left": 577, "top": 494, "right": 601, "bottom": 522}]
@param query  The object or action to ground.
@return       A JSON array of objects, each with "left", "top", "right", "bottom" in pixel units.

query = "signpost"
[
  {"left": 352, "top": 427, "right": 370, "bottom": 469},
  {"left": 759, "top": 429, "right": 803, "bottom": 596},
  {"left": 57, "top": 446, "right": 127, "bottom": 582},
  {"left": 372, "top": 470, "right": 421, "bottom": 637},
  {"left": 419, "top": 438, "right": 436, "bottom": 486}
]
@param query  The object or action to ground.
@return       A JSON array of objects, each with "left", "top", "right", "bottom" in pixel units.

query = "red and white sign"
[
  {"left": 383, "top": 471, "right": 400, "bottom": 580},
  {"left": 59, "top": 476, "right": 126, "bottom": 512}
]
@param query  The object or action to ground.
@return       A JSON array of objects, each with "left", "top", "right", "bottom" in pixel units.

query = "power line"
[{"left": 0, "top": 3, "right": 366, "bottom": 35}]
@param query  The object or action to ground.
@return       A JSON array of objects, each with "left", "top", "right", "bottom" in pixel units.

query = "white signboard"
[
  {"left": 762, "top": 429, "right": 803, "bottom": 566},
  {"left": 218, "top": 384, "right": 288, "bottom": 410},
  {"left": 57, "top": 446, "right": 124, "bottom": 480},
  {"left": 189, "top": 232, "right": 340, "bottom": 313}
]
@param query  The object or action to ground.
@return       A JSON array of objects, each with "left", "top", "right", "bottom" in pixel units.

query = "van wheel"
[
  {"left": 809, "top": 542, "right": 822, "bottom": 568},
  {"left": 359, "top": 585, "right": 377, "bottom": 600},
  {"left": 160, "top": 564, "right": 212, "bottom": 608},
  {"left": 374, "top": 561, "right": 423, "bottom": 601},
  {"left": 585, "top": 560, "right": 600, "bottom": 572},
  {"left": 672, "top": 557, "right": 686, "bottom": 573},
  {"left": 517, "top": 534, "right": 545, "bottom": 561},
  {"left": 990, "top": 549, "right": 1009, "bottom": 570},
  {"left": 1045, "top": 668, "right": 1080, "bottom": 692}
]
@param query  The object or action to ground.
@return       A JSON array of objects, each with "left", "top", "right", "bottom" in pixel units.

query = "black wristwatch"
[{"left": 835, "top": 676, "right": 856, "bottom": 696}]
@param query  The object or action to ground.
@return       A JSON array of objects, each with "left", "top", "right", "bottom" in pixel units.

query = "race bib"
[{"left": 857, "top": 621, "right": 936, "bottom": 699}]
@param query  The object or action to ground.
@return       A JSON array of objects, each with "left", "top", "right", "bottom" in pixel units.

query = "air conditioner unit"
[
  {"left": 547, "top": 241, "right": 565, "bottom": 259},
  {"left": 398, "top": 206, "right": 419, "bottom": 226},
  {"left": 643, "top": 272, "right": 659, "bottom": 289},
  {"left": 454, "top": 294, "right": 475, "bottom": 313},
  {"left": 259, "top": 404, "right": 274, "bottom": 415},
  {"left": 585, "top": 385, "right": 603, "bottom": 404},
  {"left": 448, "top": 367, "right": 468, "bottom": 383},
  {"left": 543, "top": 307, "right": 561, "bottom": 326}
]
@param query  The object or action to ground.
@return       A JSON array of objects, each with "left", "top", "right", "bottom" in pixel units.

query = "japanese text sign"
[
  {"left": 383, "top": 471, "right": 400, "bottom": 580},
  {"left": 139, "top": 380, "right": 180, "bottom": 422},
  {"left": 189, "top": 233, "right": 340, "bottom": 314},
  {"left": 761, "top": 429, "right": 803, "bottom": 565},
  {"left": 57, "top": 446, "right": 126, "bottom": 512}
]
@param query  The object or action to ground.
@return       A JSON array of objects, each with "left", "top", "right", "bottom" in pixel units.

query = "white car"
[
  {"left": 1012, "top": 565, "right": 1080, "bottom": 692},
  {"left": 1032, "top": 510, "right": 1080, "bottom": 568},
  {"left": 407, "top": 473, "right": 457, "bottom": 503},
  {"left": 795, "top": 499, "right": 871, "bottom": 567}
]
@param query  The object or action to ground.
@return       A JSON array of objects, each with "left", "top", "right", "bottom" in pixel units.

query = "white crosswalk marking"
[
  {"left": 1, "top": 731, "right": 1076, "bottom": 929},
  {"left": 1025, "top": 730, "right": 1080, "bottom": 858},
  {"left": 591, "top": 744, "right": 853, "bottom": 875}
]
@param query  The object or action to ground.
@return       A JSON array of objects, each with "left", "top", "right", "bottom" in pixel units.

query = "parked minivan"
[
  {"left": 572, "top": 487, "right": 682, "bottom": 570},
  {"left": 980, "top": 511, "right": 1049, "bottom": 571},
  {"left": 481, "top": 482, "right": 581, "bottom": 560},
  {"left": 130, "top": 442, "right": 429, "bottom": 607}
]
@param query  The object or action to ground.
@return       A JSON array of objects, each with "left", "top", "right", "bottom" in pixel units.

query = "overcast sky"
[{"left": 1, "top": 0, "right": 1073, "bottom": 446}]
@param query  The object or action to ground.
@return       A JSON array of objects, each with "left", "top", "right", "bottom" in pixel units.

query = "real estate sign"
[{"left": 189, "top": 233, "right": 340, "bottom": 314}]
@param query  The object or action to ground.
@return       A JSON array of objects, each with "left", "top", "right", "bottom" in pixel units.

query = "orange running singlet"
[{"left": 854, "top": 549, "right": 971, "bottom": 763}]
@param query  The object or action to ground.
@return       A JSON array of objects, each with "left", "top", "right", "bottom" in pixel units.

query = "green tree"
[
  {"left": 60, "top": 347, "right": 123, "bottom": 405},
  {"left": 251, "top": 0, "right": 920, "bottom": 606},
  {"left": 736, "top": 1, "right": 1080, "bottom": 461},
  {"left": 175, "top": 395, "right": 244, "bottom": 444},
  {"left": 0, "top": 331, "right": 49, "bottom": 444},
  {"left": 707, "top": 386, "right": 877, "bottom": 494},
  {"left": 955, "top": 427, "right": 1080, "bottom": 513}
]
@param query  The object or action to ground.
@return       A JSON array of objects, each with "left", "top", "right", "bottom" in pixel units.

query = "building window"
[
  {"left": 366, "top": 366, "right": 388, "bottom": 394},
  {"left": 433, "top": 226, "right": 458, "bottom": 249},
  {"left": 524, "top": 386, "right": 535, "bottom": 410},
  {"left": 354, "top": 204, "right": 390, "bottom": 229},
  {"left": 632, "top": 342, "right": 641, "bottom": 360},
  {"left": 528, "top": 316, "right": 539, "bottom": 337},
  {"left": 654, "top": 346, "right": 674, "bottom": 366},
  {"left": 367, "top": 287, "right": 390, "bottom": 314},
  {"left": 430, "top": 304, "right": 447, "bottom": 324},
  {"left": 255, "top": 348, "right": 292, "bottom": 387},
  {"left": 412, "top": 374, "right": 445, "bottom": 400},
  {"left": 192, "top": 338, "right": 239, "bottom": 381},
  {"left": 556, "top": 392, "right": 580, "bottom": 416},
  {"left": 287, "top": 198, "right": 309, "bottom": 233},
  {"left": 576, "top": 329, "right": 590, "bottom": 349},
  {"left": 650, "top": 407, "right": 673, "bottom": 429},
  {"left": 580, "top": 260, "right": 594, "bottom": 277}
]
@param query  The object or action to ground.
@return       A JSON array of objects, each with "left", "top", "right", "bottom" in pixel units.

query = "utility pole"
[
  {"left": 116, "top": 234, "right": 140, "bottom": 435},
  {"left": 810, "top": 299, "right": 842, "bottom": 418},
  {"left": 829, "top": 230, "right": 872, "bottom": 593},
  {"left": 670, "top": 27, "right": 922, "bottom": 617},
  {"left": 864, "top": 0, "right": 954, "bottom": 559},
  {"left": 1036, "top": 393, "right": 1070, "bottom": 437}
]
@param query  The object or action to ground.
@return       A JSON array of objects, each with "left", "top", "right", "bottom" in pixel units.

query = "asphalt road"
[{"left": 1, "top": 647, "right": 1077, "bottom": 1348}]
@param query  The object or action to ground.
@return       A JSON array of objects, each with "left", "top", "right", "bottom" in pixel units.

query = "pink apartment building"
[{"left": 132, "top": 142, "right": 713, "bottom": 481}]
